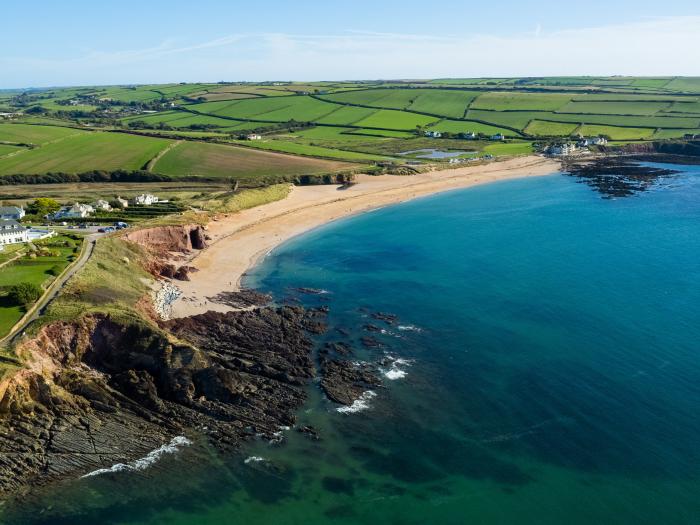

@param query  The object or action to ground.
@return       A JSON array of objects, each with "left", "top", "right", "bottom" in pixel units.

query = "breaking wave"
[
  {"left": 81, "top": 436, "right": 192, "bottom": 478},
  {"left": 336, "top": 391, "right": 377, "bottom": 414}
]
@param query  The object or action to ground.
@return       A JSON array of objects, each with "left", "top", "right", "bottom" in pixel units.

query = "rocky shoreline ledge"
[{"left": 0, "top": 283, "right": 385, "bottom": 499}]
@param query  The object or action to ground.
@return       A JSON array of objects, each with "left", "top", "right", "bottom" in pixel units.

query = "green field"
[
  {"left": 0, "top": 235, "right": 81, "bottom": 336},
  {"left": 353, "top": 109, "right": 439, "bottom": 130},
  {"left": 151, "top": 141, "right": 355, "bottom": 183},
  {"left": 0, "top": 132, "right": 171, "bottom": 175},
  {"left": 232, "top": 139, "right": 392, "bottom": 162},
  {"left": 0, "top": 144, "right": 23, "bottom": 156},
  {"left": 524, "top": 120, "right": 580, "bottom": 137},
  {"left": 574, "top": 124, "right": 655, "bottom": 140},
  {"left": 471, "top": 92, "right": 573, "bottom": 111},
  {"left": 557, "top": 100, "right": 672, "bottom": 115},
  {"left": 0, "top": 123, "right": 85, "bottom": 145},
  {"left": 426, "top": 119, "right": 511, "bottom": 136}
]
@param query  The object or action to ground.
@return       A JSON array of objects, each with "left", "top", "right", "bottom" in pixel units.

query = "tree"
[
  {"left": 8, "top": 282, "right": 42, "bottom": 306},
  {"left": 27, "top": 197, "right": 60, "bottom": 217}
]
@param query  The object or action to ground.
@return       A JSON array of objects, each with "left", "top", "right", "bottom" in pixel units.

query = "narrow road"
[{"left": 3, "top": 233, "right": 101, "bottom": 346}]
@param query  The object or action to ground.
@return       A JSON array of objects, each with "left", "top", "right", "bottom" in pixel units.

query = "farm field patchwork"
[
  {"left": 557, "top": 100, "right": 673, "bottom": 115},
  {"left": 230, "top": 140, "right": 392, "bottom": 162}
]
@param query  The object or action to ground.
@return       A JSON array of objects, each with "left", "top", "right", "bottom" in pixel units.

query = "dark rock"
[
  {"left": 363, "top": 324, "right": 381, "bottom": 333},
  {"left": 208, "top": 289, "right": 272, "bottom": 309},
  {"left": 361, "top": 336, "right": 385, "bottom": 349},
  {"left": 370, "top": 312, "right": 398, "bottom": 325},
  {"left": 296, "top": 425, "right": 320, "bottom": 441},
  {"left": 319, "top": 357, "right": 381, "bottom": 406}
]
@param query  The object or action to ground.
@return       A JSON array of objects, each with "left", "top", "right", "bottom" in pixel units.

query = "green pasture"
[
  {"left": 152, "top": 141, "right": 355, "bottom": 183},
  {"left": 0, "top": 132, "right": 172, "bottom": 175},
  {"left": 0, "top": 123, "right": 85, "bottom": 145}
]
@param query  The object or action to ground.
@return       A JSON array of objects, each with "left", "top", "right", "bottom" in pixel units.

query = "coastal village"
[{"left": 0, "top": 193, "right": 165, "bottom": 251}]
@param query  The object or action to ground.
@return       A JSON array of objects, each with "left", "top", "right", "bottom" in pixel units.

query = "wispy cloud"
[{"left": 2, "top": 16, "right": 700, "bottom": 87}]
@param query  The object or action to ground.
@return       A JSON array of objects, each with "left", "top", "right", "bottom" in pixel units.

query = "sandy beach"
[{"left": 170, "top": 155, "right": 560, "bottom": 318}]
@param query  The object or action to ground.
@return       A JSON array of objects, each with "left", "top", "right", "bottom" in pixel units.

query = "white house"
[
  {"left": 115, "top": 196, "right": 129, "bottom": 208},
  {"left": 54, "top": 203, "right": 94, "bottom": 219},
  {"left": 0, "top": 220, "right": 29, "bottom": 246},
  {"left": 459, "top": 132, "right": 477, "bottom": 140},
  {"left": 424, "top": 130, "right": 442, "bottom": 138},
  {"left": 246, "top": 133, "right": 262, "bottom": 141},
  {"left": 91, "top": 199, "right": 112, "bottom": 211},
  {"left": 133, "top": 194, "right": 159, "bottom": 205},
  {"left": 589, "top": 137, "right": 608, "bottom": 146},
  {"left": 490, "top": 133, "right": 505, "bottom": 141},
  {"left": 0, "top": 206, "right": 25, "bottom": 220},
  {"left": 548, "top": 143, "right": 578, "bottom": 156}
]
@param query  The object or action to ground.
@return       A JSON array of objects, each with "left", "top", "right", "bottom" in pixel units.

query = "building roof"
[
  {"left": 0, "top": 206, "right": 22, "bottom": 214},
  {"left": 0, "top": 219, "right": 24, "bottom": 230}
]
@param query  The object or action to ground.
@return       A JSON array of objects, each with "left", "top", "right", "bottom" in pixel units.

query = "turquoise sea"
[{"left": 9, "top": 164, "right": 700, "bottom": 524}]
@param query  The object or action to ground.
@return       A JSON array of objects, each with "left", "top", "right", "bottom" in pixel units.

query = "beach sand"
[{"left": 170, "top": 155, "right": 560, "bottom": 318}]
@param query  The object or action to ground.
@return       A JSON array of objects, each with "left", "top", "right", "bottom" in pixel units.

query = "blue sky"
[{"left": 2, "top": 0, "right": 699, "bottom": 88}]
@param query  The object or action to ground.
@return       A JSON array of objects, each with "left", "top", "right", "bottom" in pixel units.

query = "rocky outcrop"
[
  {"left": 123, "top": 225, "right": 207, "bottom": 253},
  {"left": 0, "top": 304, "right": 324, "bottom": 495}
]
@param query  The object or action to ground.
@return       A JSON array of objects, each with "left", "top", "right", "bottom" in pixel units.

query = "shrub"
[
  {"left": 47, "top": 265, "right": 63, "bottom": 276},
  {"left": 8, "top": 282, "right": 43, "bottom": 306}
]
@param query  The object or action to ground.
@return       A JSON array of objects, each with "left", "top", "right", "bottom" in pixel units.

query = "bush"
[
  {"left": 8, "top": 282, "right": 43, "bottom": 306},
  {"left": 47, "top": 265, "right": 63, "bottom": 276}
]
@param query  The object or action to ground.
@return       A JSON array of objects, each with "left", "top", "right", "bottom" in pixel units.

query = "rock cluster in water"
[{"left": 564, "top": 157, "right": 680, "bottom": 198}]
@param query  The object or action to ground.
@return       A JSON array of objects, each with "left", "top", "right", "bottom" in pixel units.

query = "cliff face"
[
  {"left": 123, "top": 224, "right": 207, "bottom": 253},
  {"left": 123, "top": 224, "right": 208, "bottom": 279},
  {"left": 0, "top": 303, "right": 322, "bottom": 495}
]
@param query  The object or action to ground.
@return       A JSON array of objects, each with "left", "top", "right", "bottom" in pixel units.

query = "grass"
[
  {"left": 0, "top": 144, "right": 23, "bottom": 156},
  {"left": 192, "top": 183, "right": 292, "bottom": 213},
  {"left": 524, "top": 120, "right": 580, "bottom": 136},
  {"left": 653, "top": 128, "right": 700, "bottom": 139},
  {"left": 353, "top": 109, "right": 439, "bottom": 130},
  {"left": 152, "top": 141, "right": 355, "bottom": 184},
  {"left": 0, "top": 123, "right": 85, "bottom": 145},
  {"left": 471, "top": 92, "right": 572, "bottom": 111},
  {"left": 426, "top": 119, "right": 511, "bottom": 135},
  {"left": 482, "top": 142, "right": 535, "bottom": 156},
  {"left": 557, "top": 101, "right": 672, "bottom": 115},
  {"left": 575, "top": 125, "right": 655, "bottom": 140},
  {"left": 233, "top": 139, "right": 392, "bottom": 162},
  {"left": 0, "top": 235, "right": 82, "bottom": 337},
  {"left": 0, "top": 132, "right": 172, "bottom": 175},
  {"left": 315, "top": 106, "right": 378, "bottom": 125}
]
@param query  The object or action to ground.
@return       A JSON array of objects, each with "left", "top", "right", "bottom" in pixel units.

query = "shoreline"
[{"left": 170, "top": 155, "right": 561, "bottom": 318}]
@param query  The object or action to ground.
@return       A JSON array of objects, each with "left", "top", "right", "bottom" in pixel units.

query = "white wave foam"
[
  {"left": 81, "top": 436, "right": 192, "bottom": 478},
  {"left": 380, "top": 357, "right": 412, "bottom": 380},
  {"left": 336, "top": 391, "right": 377, "bottom": 414},
  {"left": 397, "top": 325, "right": 422, "bottom": 332},
  {"left": 244, "top": 456, "right": 266, "bottom": 464}
]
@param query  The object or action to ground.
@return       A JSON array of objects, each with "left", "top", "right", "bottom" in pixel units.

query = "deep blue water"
[{"left": 8, "top": 165, "right": 700, "bottom": 524}]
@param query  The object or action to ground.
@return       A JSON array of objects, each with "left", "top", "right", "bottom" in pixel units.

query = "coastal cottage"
[
  {"left": 424, "top": 130, "right": 442, "bottom": 138},
  {"left": 490, "top": 133, "right": 505, "bottom": 141},
  {"left": 589, "top": 137, "right": 608, "bottom": 146},
  {"left": 547, "top": 143, "right": 578, "bottom": 156},
  {"left": 115, "top": 196, "right": 129, "bottom": 208},
  {"left": 54, "top": 203, "right": 95, "bottom": 219},
  {"left": 458, "top": 132, "right": 477, "bottom": 140},
  {"left": 0, "top": 219, "right": 29, "bottom": 246},
  {"left": 91, "top": 199, "right": 112, "bottom": 211},
  {"left": 246, "top": 133, "right": 262, "bottom": 141},
  {"left": 0, "top": 206, "right": 25, "bottom": 220},
  {"left": 133, "top": 193, "right": 159, "bottom": 205}
]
